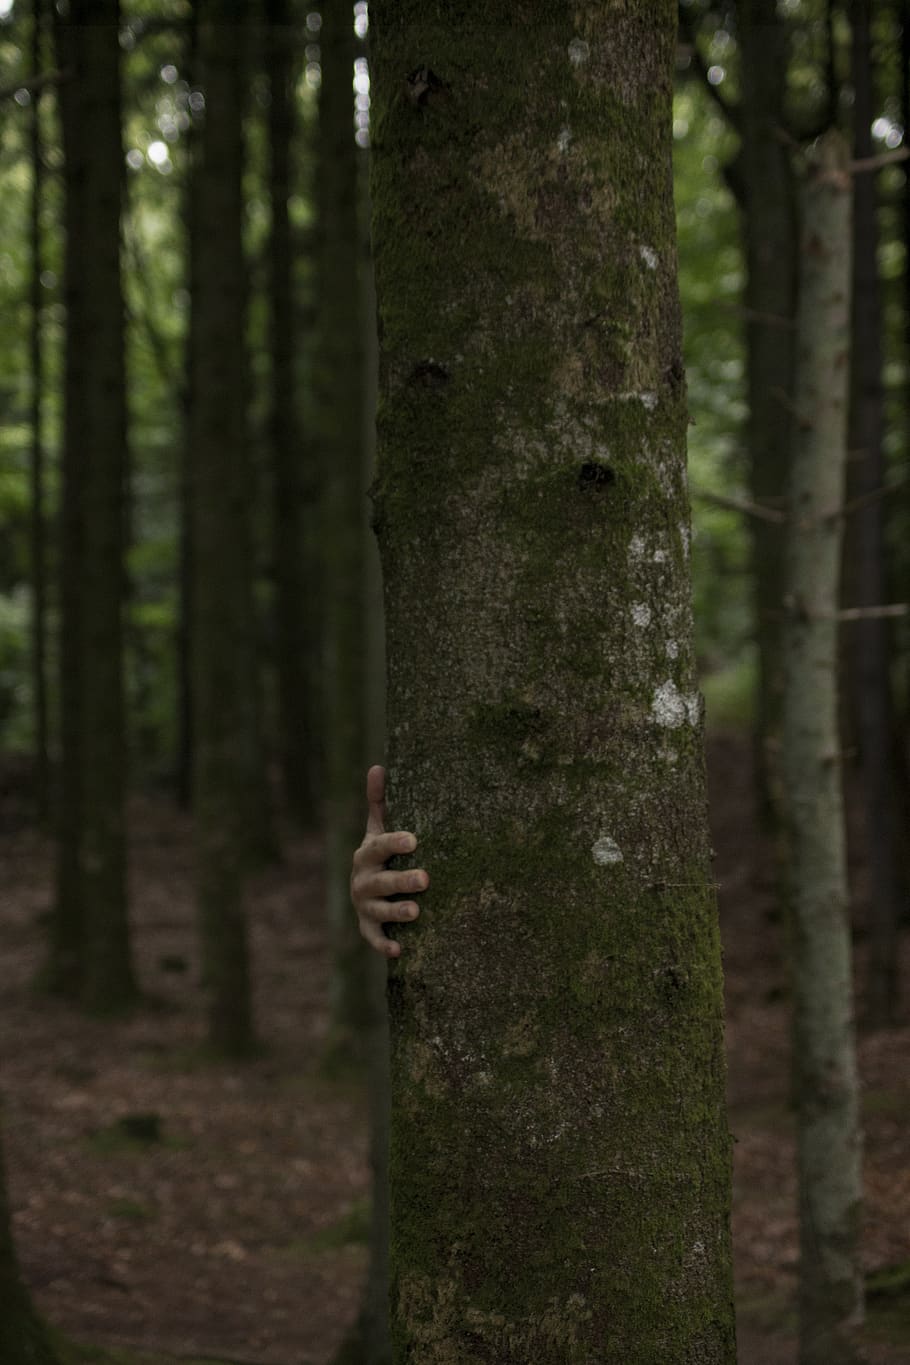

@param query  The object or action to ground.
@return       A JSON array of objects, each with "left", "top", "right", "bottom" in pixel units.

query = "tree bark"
[
  {"left": 738, "top": 0, "right": 798, "bottom": 823},
  {"left": 268, "top": 0, "right": 316, "bottom": 830},
  {"left": 319, "top": 0, "right": 371, "bottom": 1065},
  {"left": 0, "top": 1123, "right": 59, "bottom": 1365},
  {"left": 847, "top": 0, "right": 902, "bottom": 1027},
  {"left": 782, "top": 131, "right": 863, "bottom": 1365},
  {"left": 191, "top": 0, "right": 257, "bottom": 1056},
  {"left": 370, "top": 5, "right": 736, "bottom": 1359},
  {"left": 52, "top": 0, "right": 135, "bottom": 1012}
]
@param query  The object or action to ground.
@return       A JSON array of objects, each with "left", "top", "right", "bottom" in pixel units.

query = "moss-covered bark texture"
[
  {"left": 782, "top": 133, "right": 863, "bottom": 1365},
  {"left": 370, "top": 5, "right": 735, "bottom": 1361}
]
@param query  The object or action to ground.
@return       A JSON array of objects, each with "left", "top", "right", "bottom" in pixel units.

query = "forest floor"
[{"left": 1, "top": 733, "right": 909, "bottom": 1365}]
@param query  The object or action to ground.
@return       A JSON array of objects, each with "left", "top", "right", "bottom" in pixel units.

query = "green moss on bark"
[{"left": 371, "top": 3, "right": 735, "bottom": 1360}]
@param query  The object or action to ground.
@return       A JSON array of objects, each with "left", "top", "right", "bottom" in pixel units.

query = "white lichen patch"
[
  {"left": 639, "top": 244, "right": 659, "bottom": 270},
  {"left": 652, "top": 548, "right": 668, "bottom": 564},
  {"left": 631, "top": 602, "right": 651, "bottom": 628},
  {"left": 628, "top": 534, "right": 645, "bottom": 560},
  {"left": 556, "top": 126, "right": 571, "bottom": 153},
  {"left": 679, "top": 523, "right": 691, "bottom": 558},
  {"left": 665, "top": 639, "right": 679, "bottom": 660},
  {"left": 616, "top": 390, "right": 658, "bottom": 410},
  {"left": 568, "top": 37, "right": 590, "bottom": 66},
  {"left": 592, "top": 835, "right": 624, "bottom": 866},
  {"left": 651, "top": 679, "right": 699, "bottom": 729}
]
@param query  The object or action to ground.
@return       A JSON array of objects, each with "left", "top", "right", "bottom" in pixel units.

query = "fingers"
[
  {"left": 357, "top": 916, "right": 402, "bottom": 959},
  {"left": 360, "top": 898, "right": 420, "bottom": 926},
  {"left": 365, "top": 764, "right": 387, "bottom": 835},
  {"left": 353, "top": 830, "right": 416, "bottom": 870},
  {"left": 356, "top": 867, "right": 429, "bottom": 900}
]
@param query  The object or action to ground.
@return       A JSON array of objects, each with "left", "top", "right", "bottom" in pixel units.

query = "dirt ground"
[{"left": 1, "top": 735, "right": 908, "bottom": 1364}]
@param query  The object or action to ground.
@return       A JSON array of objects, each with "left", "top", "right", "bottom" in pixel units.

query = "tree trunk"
[
  {"left": 847, "top": 0, "right": 902, "bottom": 1027},
  {"left": 782, "top": 131, "right": 863, "bottom": 1365},
  {"left": 319, "top": 0, "right": 371, "bottom": 1066},
  {"left": 370, "top": 5, "right": 736, "bottom": 1360},
  {"left": 191, "top": 0, "right": 257, "bottom": 1056},
  {"left": 29, "top": 0, "right": 49, "bottom": 825},
  {"left": 268, "top": 0, "right": 316, "bottom": 830},
  {"left": 176, "top": 10, "right": 199, "bottom": 812},
  {"left": 738, "top": 0, "right": 798, "bottom": 824},
  {"left": 52, "top": 0, "right": 135, "bottom": 1012},
  {"left": 0, "top": 1125, "right": 59, "bottom": 1365}
]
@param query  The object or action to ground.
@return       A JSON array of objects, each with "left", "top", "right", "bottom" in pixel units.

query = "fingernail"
[{"left": 399, "top": 834, "right": 416, "bottom": 853}]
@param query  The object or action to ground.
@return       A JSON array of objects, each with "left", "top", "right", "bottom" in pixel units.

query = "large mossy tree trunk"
[
  {"left": 318, "top": 0, "right": 371, "bottom": 1065},
  {"left": 268, "top": 0, "right": 316, "bottom": 831},
  {"left": 847, "top": 0, "right": 902, "bottom": 1027},
  {"left": 370, "top": 5, "right": 736, "bottom": 1360},
  {"left": 191, "top": 0, "right": 258, "bottom": 1056},
  {"left": 738, "top": 0, "right": 798, "bottom": 823},
  {"left": 52, "top": 0, "right": 135, "bottom": 1012},
  {"left": 782, "top": 132, "right": 863, "bottom": 1365},
  {"left": 0, "top": 1128, "right": 58, "bottom": 1365}
]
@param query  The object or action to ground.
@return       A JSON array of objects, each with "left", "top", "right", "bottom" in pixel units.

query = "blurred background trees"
[{"left": 0, "top": 1, "right": 907, "bottom": 1363}]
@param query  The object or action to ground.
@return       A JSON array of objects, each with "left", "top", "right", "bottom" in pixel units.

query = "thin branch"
[
  {"left": 838, "top": 604, "right": 908, "bottom": 621},
  {"left": 692, "top": 489, "right": 787, "bottom": 525},
  {"left": 821, "top": 474, "right": 910, "bottom": 521},
  {"left": 0, "top": 68, "right": 67, "bottom": 103},
  {"left": 849, "top": 147, "right": 910, "bottom": 175},
  {"left": 764, "top": 604, "right": 908, "bottom": 621},
  {"left": 719, "top": 302, "right": 796, "bottom": 331}
]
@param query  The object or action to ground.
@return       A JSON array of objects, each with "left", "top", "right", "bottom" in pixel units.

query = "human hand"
[{"left": 350, "top": 764, "right": 428, "bottom": 958}]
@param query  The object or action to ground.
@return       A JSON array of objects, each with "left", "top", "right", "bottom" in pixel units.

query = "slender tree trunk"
[
  {"left": 738, "top": 0, "right": 798, "bottom": 823},
  {"left": 370, "top": 5, "right": 735, "bottom": 1359},
  {"left": 0, "top": 1125, "right": 59, "bottom": 1365},
  {"left": 52, "top": 0, "right": 135, "bottom": 1012},
  {"left": 29, "top": 0, "right": 49, "bottom": 824},
  {"left": 319, "top": 0, "right": 370, "bottom": 1065},
  {"left": 782, "top": 131, "right": 863, "bottom": 1365},
  {"left": 848, "top": 0, "right": 902, "bottom": 1026},
  {"left": 268, "top": 0, "right": 315, "bottom": 829},
  {"left": 191, "top": 0, "right": 256, "bottom": 1056},
  {"left": 48, "top": 4, "right": 85, "bottom": 998},
  {"left": 176, "top": 13, "right": 199, "bottom": 811}
]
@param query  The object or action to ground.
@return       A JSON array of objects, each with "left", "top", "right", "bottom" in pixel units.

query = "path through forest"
[{"left": 1, "top": 736, "right": 908, "bottom": 1364}]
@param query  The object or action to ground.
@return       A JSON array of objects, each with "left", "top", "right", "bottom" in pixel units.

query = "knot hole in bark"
[
  {"left": 406, "top": 66, "right": 447, "bottom": 109},
  {"left": 407, "top": 358, "right": 449, "bottom": 388},
  {"left": 577, "top": 461, "right": 615, "bottom": 492}
]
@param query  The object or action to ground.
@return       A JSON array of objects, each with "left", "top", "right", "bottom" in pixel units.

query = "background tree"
[
  {"left": 371, "top": 3, "right": 736, "bottom": 1358},
  {"left": 191, "top": 0, "right": 257, "bottom": 1055},
  {"left": 28, "top": 0, "right": 48, "bottom": 824},
  {"left": 0, "top": 1127, "right": 58, "bottom": 1365},
  {"left": 319, "top": 0, "right": 371, "bottom": 1064},
  {"left": 50, "top": 0, "right": 135, "bottom": 1012},
  {"left": 268, "top": 0, "right": 315, "bottom": 830},
  {"left": 782, "top": 131, "right": 863, "bottom": 1365},
  {"left": 848, "top": 0, "right": 902, "bottom": 1026}
]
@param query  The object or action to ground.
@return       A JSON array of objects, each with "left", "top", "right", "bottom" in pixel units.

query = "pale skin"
[{"left": 350, "top": 764, "right": 429, "bottom": 958}]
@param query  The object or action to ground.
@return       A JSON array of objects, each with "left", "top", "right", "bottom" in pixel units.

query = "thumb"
[{"left": 365, "top": 764, "right": 386, "bottom": 835}]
